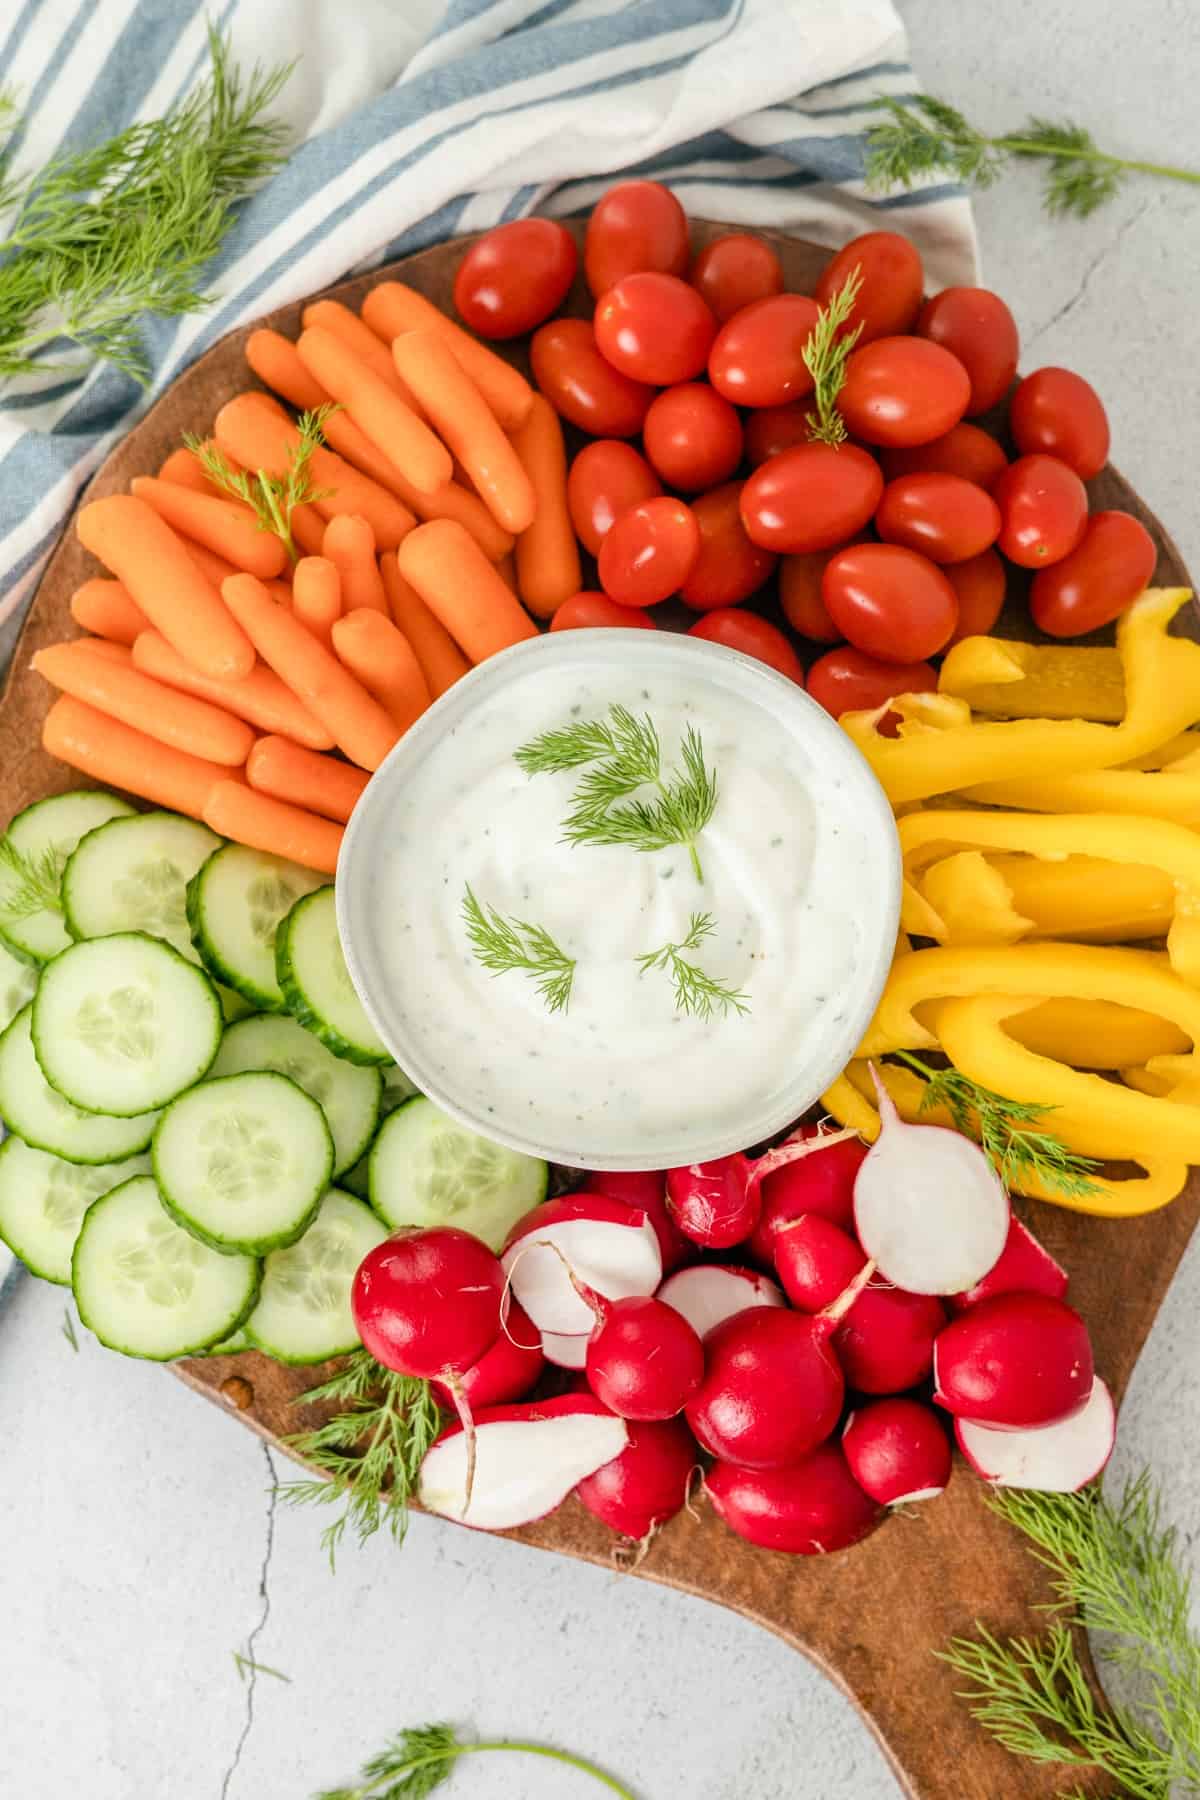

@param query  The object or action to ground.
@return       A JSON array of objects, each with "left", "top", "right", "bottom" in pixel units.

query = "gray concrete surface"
[{"left": 2, "top": 5, "right": 1199, "bottom": 1797}]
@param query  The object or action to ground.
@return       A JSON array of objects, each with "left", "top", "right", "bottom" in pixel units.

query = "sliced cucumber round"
[
  {"left": 210, "top": 1013, "right": 381, "bottom": 1178},
  {"left": 0, "top": 1006, "right": 159, "bottom": 1163},
  {"left": 381, "top": 1063, "right": 421, "bottom": 1118},
  {"left": 276, "top": 886, "right": 390, "bottom": 1066},
  {"left": 63, "top": 812, "right": 221, "bottom": 960},
  {"left": 154, "top": 1071, "right": 333, "bottom": 1255},
  {"left": 0, "top": 939, "right": 38, "bottom": 1031},
  {"left": 245, "top": 1187, "right": 386, "bottom": 1363},
  {"left": 72, "top": 1174, "right": 259, "bottom": 1360},
  {"left": 188, "top": 844, "right": 325, "bottom": 1011},
  {"left": 0, "top": 790, "right": 135, "bottom": 963},
  {"left": 195, "top": 1327, "right": 250, "bottom": 1357},
  {"left": 0, "top": 1137, "right": 151, "bottom": 1283},
  {"left": 369, "top": 1096, "right": 548, "bottom": 1252},
  {"left": 33, "top": 933, "right": 221, "bottom": 1116}
]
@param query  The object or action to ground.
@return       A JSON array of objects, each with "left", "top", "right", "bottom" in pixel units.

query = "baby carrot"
[
  {"left": 221, "top": 573, "right": 399, "bottom": 771},
  {"left": 178, "top": 538, "right": 292, "bottom": 608},
  {"left": 159, "top": 445, "right": 220, "bottom": 496},
  {"left": 204, "top": 780, "right": 342, "bottom": 875},
  {"left": 76, "top": 494, "right": 254, "bottom": 681},
  {"left": 297, "top": 326, "right": 451, "bottom": 496},
  {"left": 33, "top": 640, "right": 254, "bottom": 767},
  {"left": 131, "top": 476, "right": 288, "bottom": 582},
  {"left": 245, "top": 329, "right": 329, "bottom": 411},
  {"left": 70, "top": 578, "right": 150, "bottom": 646},
  {"left": 495, "top": 552, "right": 517, "bottom": 592},
  {"left": 247, "top": 735, "right": 369, "bottom": 824},
  {"left": 293, "top": 556, "right": 342, "bottom": 648},
  {"left": 397, "top": 519, "right": 538, "bottom": 664},
  {"left": 321, "top": 515, "right": 388, "bottom": 615},
  {"left": 510, "top": 394, "right": 581, "bottom": 618},
  {"left": 43, "top": 695, "right": 229, "bottom": 819},
  {"left": 76, "top": 639, "right": 134, "bottom": 665},
  {"left": 379, "top": 552, "right": 470, "bottom": 697},
  {"left": 361, "top": 281, "right": 533, "bottom": 430},
  {"left": 391, "top": 330, "right": 535, "bottom": 535},
  {"left": 290, "top": 502, "right": 328, "bottom": 557},
  {"left": 331, "top": 608, "right": 430, "bottom": 733},
  {"left": 301, "top": 299, "right": 419, "bottom": 405},
  {"left": 132, "top": 630, "right": 334, "bottom": 750}
]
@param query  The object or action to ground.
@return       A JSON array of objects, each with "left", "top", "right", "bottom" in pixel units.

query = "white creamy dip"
[{"left": 339, "top": 634, "right": 898, "bottom": 1169}]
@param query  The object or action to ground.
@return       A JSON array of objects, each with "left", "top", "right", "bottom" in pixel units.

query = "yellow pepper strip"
[
  {"left": 914, "top": 851, "right": 1034, "bottom": 946},
  {"left": 939, "top": 637, "right": 1124, "bottom": 722},
  {"left": 962, "top": 764, "right": 1200, "bottom": 825},
  {"left": 841, "top": 589, "right": 1199, "bottom": 805},
  {"left": 989, "top": 854, "right": 1173, "bottom": 944},
  {"left": 899, "top": 810, "right": 1200, "bottom": 986},
  {"left": 1004, "top": 997, "right": 1189, "bottom": 1069},
  {"left": 1121, "top": 730, "right": 1200, "bottom": 770}
]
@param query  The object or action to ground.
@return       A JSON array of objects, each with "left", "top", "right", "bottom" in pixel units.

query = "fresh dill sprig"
[
  {"left": 865, "top": 93, "right": 1200, "bottom": 219},
  {"left": 0, "top": 835, "right": 66, "bottom": 923},
  {"left": 461, "top": 885, "right": 576, "bottom": 1015},
  {"left": 188, "top": 405, "right": 335, "bottom": 565},
  {"left": 0, "top": 27, "right": 294, "bottom": 384},
  {"left": 895, "top": 1050, "right": 1100, "bottom": 1199},
  {"left": 232, "top": 1649, "right": 290, "bottom": 1685},
  {"left": 60, "top": 1308, "right": 79, "bottom": 1352},
  {"left": 802, "top": 267, "right": 863, "bottom": 447},
  {"left": 941, "top": 1474, "right": 1200, "bottom": 1798},
  {"left": 637, "top": 912, "right": 749, "bottom": 1021},
  {"left": 315, "top": 1720, "right": 638, "bottom": 1800},
  {"left": 276, "top": 1349, "right": 443, "bottom": 1570}
]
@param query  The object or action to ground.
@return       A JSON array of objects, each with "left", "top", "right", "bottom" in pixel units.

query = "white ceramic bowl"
[{"left": 338, "top": 631, "right": 899, "bottom": 1171}]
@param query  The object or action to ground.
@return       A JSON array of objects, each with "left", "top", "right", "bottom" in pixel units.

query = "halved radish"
[
  {"left": 418, "top": 1396, "right": 628, "bottom": 1529},
  {"left": 957, "top": 1378, "right": 1115, "bottom": 1491},
  {"left": 502, "top": 1194, "right": 662, "bottom": 1335},
  {"left": 542, "top": 1329, "right": 588, "bottom": 1369},
  {"left": 580, "top": 1171, "right": 689, "bottom": 1273},
  {"left": 949, "top": 1217, "right": 1068, "bottom": 1312},
  {"left": 657, "top": 1263, "right": 784, "bottom": 1340}
]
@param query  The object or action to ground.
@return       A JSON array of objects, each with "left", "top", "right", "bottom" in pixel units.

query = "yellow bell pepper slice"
[
  {"left": 989, "top": 854, "right": 1173, "bottom": 944},
  {"left": 1004, "top": 997, "right": 1188, "bottom": 1069},
  {"left": 962, "top": 764, "right": 1200, "bottom": 825},
  {"left": 1121, "top": 731, "right": 1200, "bottom": 770},
  {"left": 915, "top": 851, "right": 1033, "bottom": 946},
  {"left": 939, "top": 637, "right": 1124, "bottom": 722}
]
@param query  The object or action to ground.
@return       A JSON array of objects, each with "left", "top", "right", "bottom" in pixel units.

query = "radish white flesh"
[
  {"left": 419, "top": 1398, "right": 628, "bottom": 1529},
  {"left": 541, "top": 1329, "right": 588, "bottom": 1369},
  {"left": 502, "top": 1197, "right": 662, "bottom": 1335},
  {"left": 956, "top": 1379, "right": 1115, "bottom": 1492},
  {"left": 853, "top": 1067, "right": 1009, "bottom": 1296},
  {"left": 657, "top": 1263, "right": 784, "bottom": 1340}
]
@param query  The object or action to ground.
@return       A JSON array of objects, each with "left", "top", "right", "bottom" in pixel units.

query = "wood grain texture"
[{"left": 5, "top": 223, "right": 1194, "bottom": 1800}]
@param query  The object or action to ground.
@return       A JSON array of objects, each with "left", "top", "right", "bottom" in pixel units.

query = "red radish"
[
  {"left": 853, "top": 1068, "right": 1009, "bottom": 1295},
  {"left": 419, "top": 1396, "right": 628, "bottom": 1530},
  {"left": 843, "top": 1398, "right": 952, "bottom": 1504},
  {"left": 746, "top": 1125, "right": 865, "bottom": 1263},
  {"left": 934, "top": 1293, "right": 1094, "bottom": 1429},
  {"left": 502, "top": 1194, "right": 661, "bottom": 1335},
  {"left": 586, "top": 1295, "right": 704, "bottom": 1420},
  {"left": 666, "top": 1153, "right": 757, "bottom": 1249},
  {"left": 774, "top": 1215, "right": 867, "bottom": 1312},
  {"left": 353, "top": 1227, "right": 504, "bottom": 1384},
  {"left": 949, "top": 1217, "right": 1069, "bottom": 1312},
  {"left": 580, "top": 1170, "right": 689, "bottom": 1273},
  {"left": 835, "top": 1280, "right": 945, "bottom": 1394},
  {"left": 956, "top": 1377, "right": 1115, "bottom": 1491},
  {"left": 541, "top": 1328, "right": 588, "bottom": 1369},
  {"left": 657, "top": 1262, "right": 784, "bottom": 1339},
  {"left": 706, "top": 1444, "right": 882, "bottom": 1554},
  {"left": 431, "top": 1299, "right": 544, "bottom": 1411},
  {"left": 576, "top": 1417, "right": 697, "bottom": 1538}
]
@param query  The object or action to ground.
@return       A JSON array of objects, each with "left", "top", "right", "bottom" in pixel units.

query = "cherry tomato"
[
  {"left": 780, "top": 548, "right": 859, "bottom": 643},
  {"left": 690, "top": 233, "right": 784, "bottom": 323},
  {"left": 1030, "top": 510, "right": 1156, "bottom": 637},
  {"left": 822, "top": 542, "right": 958, "bottom": 662},
  {"left": 453, "top": 219, "right": 577, "bottom": 339},
  {"left": 551, "top": 591, "right": 657, "bottom": 632},
  {"left": 916, "top": 287, "right": 1018, "bottom": 415},
  {"left": 584, "top": 180, "right": 689, "bottom": 298},
  {"left": 880, "top": 422, "right": 1008, "bottom": 489},
  {"left": 840, "top": 337, "right": 971, "bottom": 447},
  {"left": 993, "top": 454, "right": 1088, "bottom": 568},
  {"left": 642, "top": 383, "right": 742, "bottom": 491},
  {"left": 566, "top": 440, "right": 662, "bottom": 556},
  {"left": 814, "top": 232, "right": 924, "bottom": 345},
  {"left": 687, "top": 608, "right": 804, "bottom": 682},
  {"left": 679, "top": 482, "right": 777, "bottom": 612},
  {"left": 740, "top": 442, "right": 883, "bottom": 553},
  {"left": 807, "top": 645, "right": 937, "bottom": 727},
  {"left": 744, "top": 403, "right": 811, "bottom": 467},
  {"left": 876, "top": 472, "right": 1001, "bottom": 564},
  {"left": 708, "top": 295, "right": 821, "bottom": 407},
  {"left": 594, "top": 272, "right": 716, "bottom": 385},
  {"left": 945, "top": 548, "right": 1006, "bottom": 644},
  {"left": 1009, "top": 367, "right": 1110, "bottom": 479},
  {"left": 598, "top": 496, "right": 700, "bottom": 606},
  {"left": 531, "top": 319, "right": 655, "bottom": 437}
]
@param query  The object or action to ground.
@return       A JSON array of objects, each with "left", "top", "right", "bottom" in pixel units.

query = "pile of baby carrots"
[{"left": 40, "top": 284, "right": 576, "bottom": 873}]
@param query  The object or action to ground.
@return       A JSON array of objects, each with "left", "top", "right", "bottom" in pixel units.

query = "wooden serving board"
[{"left": 4, "top": 223, "right": 1195, "bottom": 1800}]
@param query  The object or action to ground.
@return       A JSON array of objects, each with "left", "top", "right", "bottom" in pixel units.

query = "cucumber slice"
[
  {"left": 72, "top": 1174, "right": 259, "bottom": 1359},
  {"left": 33, "top": 933, "right": 221, "bottom": 1116},
  {"left": 187, "top": 844, "right": 325, "bottom": 1011},
  {"left": 63, "top": 812, "right": 221, "bottom": 961},
  {"left": 245, "top": 1187, "right": 386, "bottom": 1363},
  {"left": 0, "top": 790, "right": 135, "bottom": 963},
  {"left": 153, "top": 1071, "right": 333, "bottom": 1254},
  {"left": 0, "top": 1006, "right": 158, "bottom": 1162},
  {"left": 219, "top": 985, "right": 255, "bottom": 1022},
  {"left": 195, "top": 1328, "right": 250, "bottom": 1357},
  {"left": 381, "top": 1063, "right": 421, "bottom": 1118},
  {"left": 0, "top": 1137, "right": 152, "bottom": 1284},
  {"left": 210, "top": 1013, "right": 381, "bottom": 1178},
  {"left": 369, "top": 1096, "right": 547, "bottom": 1252},
  {"left": 0, "top": 939, "right": 38, "bottom": 1031},
  {"left": 276, "top": 887, "right": 389, "bottom": 1066}
]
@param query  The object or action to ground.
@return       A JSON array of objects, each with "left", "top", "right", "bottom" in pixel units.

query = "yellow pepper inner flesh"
[{"left": 938, "top": 637, "right": 1125, "bottom": 722}]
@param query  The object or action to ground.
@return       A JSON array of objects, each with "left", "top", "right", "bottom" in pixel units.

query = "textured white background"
[{"left": 3, "top": 4, "right": 1199, "bottom": 1796}]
